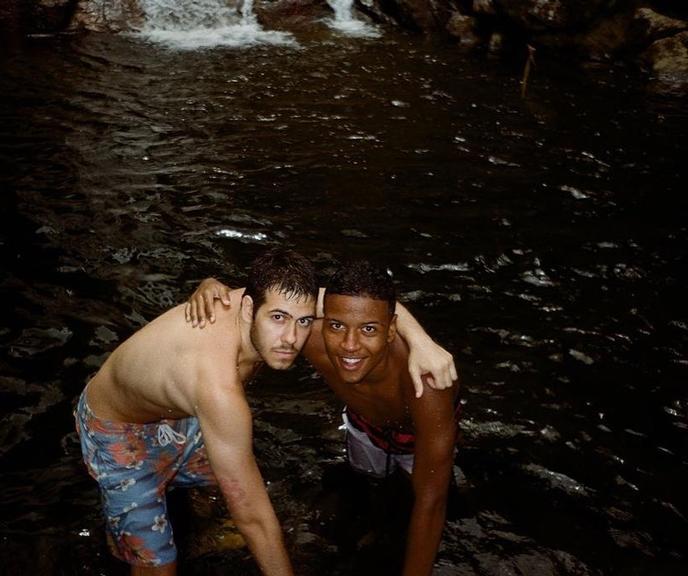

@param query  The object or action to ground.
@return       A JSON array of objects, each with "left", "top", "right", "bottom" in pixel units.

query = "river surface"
[{"left": 1, "top": 11, "right": 687, "bottom": 576}]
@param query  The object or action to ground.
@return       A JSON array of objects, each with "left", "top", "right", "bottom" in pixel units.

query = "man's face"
[
  {"left": 250, "top": 288, "right": 316, "bottom": 370},
  {"left": 322, "top": 294, "right": 396, "bottom": 384}
]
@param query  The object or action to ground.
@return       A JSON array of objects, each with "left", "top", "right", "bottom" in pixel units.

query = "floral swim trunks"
[{"left": 74, "top": 387, "right": 215, "bottom": 567}]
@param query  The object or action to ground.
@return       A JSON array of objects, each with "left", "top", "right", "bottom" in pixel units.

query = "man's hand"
[
  {"left": 184, "top": 278, "right": 232, "bottom": 327},
  {"left": 408, "top": 338, "right": 458, "bottom": 398}
]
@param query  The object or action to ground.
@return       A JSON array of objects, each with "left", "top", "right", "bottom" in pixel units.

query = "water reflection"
[{"left": 1, "top": 23, "right": 687, "bottom": 576}]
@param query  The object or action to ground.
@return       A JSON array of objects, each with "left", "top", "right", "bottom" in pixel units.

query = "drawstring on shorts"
[{"left": 157, "top": 424, "right": 186, "bottom": 447}]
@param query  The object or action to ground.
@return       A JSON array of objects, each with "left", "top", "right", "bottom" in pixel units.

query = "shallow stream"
[{"left": 1, "top": 8, "right": 687, "bottom": 575}]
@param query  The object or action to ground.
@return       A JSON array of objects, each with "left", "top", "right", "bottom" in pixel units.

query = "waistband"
[{"left": 76, "top": 386, "right": 185, "bottom": 436}]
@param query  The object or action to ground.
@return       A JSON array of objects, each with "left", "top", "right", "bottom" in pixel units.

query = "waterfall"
[
  {"left": 326, "top": 0, "right": 380, "bottom": 38},
  {"left": 135, "top": 0, "right": 296, "bottom": 50},
  {"left": 239, "top": 0, "right": 257, "bottom": 26}
]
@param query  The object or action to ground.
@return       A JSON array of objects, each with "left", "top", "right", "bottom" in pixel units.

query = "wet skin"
[{"left": 304, "top": 293, "right": 457, "bottom": 576}]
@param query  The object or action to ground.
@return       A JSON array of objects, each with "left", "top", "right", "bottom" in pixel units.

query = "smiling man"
[
  {"left": 303, "top": 261, "right": 459, "bottom": 576},
  {"left": 74, "top": 248, "right": 317, "bottom": 576}
]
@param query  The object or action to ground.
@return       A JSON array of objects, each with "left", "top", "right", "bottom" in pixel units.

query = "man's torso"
[{"left": 87, "top": 295, "right": 247, "bottom": 424}]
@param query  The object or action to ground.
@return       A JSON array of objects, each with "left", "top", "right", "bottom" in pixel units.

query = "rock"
[
  {"left": 446, "top": 12, "right": 481, "bottom": 47},
  {"left": 574, "top": 9, "right": 635, "bottom": 59},
  {"left": 641, "top": 30, "right": 688, "bottom": 93},
  {"left": 492, "top": 0, "right": 616, "bottom": 32},
  {"left": 0, "top": 0, "right": 23, "bottom": 33},
  {"left": 34, "top": 0, "right": 77, "bottom": 32},
  {"left": 573, "top": 6, "right": 688, "bottom": 60},
  {"left": 0, "top": 0, "right": 77, "bottom": 34},
  {"left": 488, "top": 31, "right": 503, "bottom": 52},
  {"left": 357, "top": 0, "right": 454, "bottom": 33},
  {"left": 632, "top": 7, "right": 688, "bottom": 44},
  {"left": 70, "top": 0, "right": 144, "bottom": 32},
  {"left": 472, "top": 0, "right": 496, "bottom": 17},
  {"left": 255, "top": 0, "right": 333, "bottom": 32}
]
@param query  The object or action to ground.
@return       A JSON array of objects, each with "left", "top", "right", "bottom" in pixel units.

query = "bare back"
[{"left": 87, "top": 290, "right": 249, "bottom": 424}]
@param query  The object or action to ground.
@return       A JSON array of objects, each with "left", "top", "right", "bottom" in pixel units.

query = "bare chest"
[{"left": 328, "top": 378, "right": 412, "bottom": 430}]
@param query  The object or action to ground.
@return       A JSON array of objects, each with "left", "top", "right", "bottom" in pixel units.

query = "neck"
[{"left": 236, "top": 306, "right": 262, "bottom": 372}]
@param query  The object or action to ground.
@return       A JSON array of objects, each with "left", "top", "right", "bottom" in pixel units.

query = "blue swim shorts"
[{"left": 74, "top": 388, "right": 215, "bottom": 567}]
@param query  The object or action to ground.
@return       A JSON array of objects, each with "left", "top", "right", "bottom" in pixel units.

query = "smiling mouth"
[{"left": 339, "top": 357, "right": 365, "bottom": 371}]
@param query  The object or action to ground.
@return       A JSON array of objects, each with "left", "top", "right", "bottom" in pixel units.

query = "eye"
[
  {"left": 328, "top": 321, "right": 343, "bottom": 331},
  {"left": 362, "top": 325, "right": 377, "bottom": 335},
  {"left": 298, "top": 318, "right": 313, "bottom": 327},
  {"left": 271, "top": 314, "right": 285, "bottom": 322}
]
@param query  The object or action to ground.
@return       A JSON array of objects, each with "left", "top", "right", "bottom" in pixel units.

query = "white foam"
[
  {"left": 140, "top": 25, "right": 298, "bottom": 50},
  {"left": 134, "top": 0, "right": 297, "bottom": 50},
  {"left": 326, "top": 0, "right": 381, "bottom": 39}
]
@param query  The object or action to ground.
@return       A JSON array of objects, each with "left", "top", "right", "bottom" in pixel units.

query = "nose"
[
  {"left": 282, "top": 322, "right": 298, "bottom": 346},
  {"left": 341, "top": 329, "right": 359, "bottom": 352}
]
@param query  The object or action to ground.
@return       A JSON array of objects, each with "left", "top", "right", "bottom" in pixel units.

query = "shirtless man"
[
  {"left": 75, "top": 248, "right": 318, "bottom": 576},
  {"left": 188, "top": 261, "right": 459, "bottom": 575}
]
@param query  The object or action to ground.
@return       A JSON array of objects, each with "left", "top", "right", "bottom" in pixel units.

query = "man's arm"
[
  {"left": 403, "top": 382, "right": 457, "bottom": 576},
  {"left": 186, "top": 278, "right": 458, "bottom": 396},
  {"left": 395, "top": 301, "right": 458, "bottom": 397},
  {"left": 196, "top": 371, "right": 293, "bottom": 576}
]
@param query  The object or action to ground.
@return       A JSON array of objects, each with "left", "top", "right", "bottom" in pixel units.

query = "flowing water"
[
  {"left": 1, "top": 3, "right": 687, "bottom": 575},
  {"left": 326, "top": 0, "right": 381, "bottom": 38}
]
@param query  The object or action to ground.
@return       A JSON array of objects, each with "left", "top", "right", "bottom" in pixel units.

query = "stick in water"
[{"left": 520, "top": 44, "right": 536, "bottom": 98}]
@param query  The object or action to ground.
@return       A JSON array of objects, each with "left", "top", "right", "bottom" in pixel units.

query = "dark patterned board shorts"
[{"left": 74, "top": 388, "right": 215, "bottom": 567}]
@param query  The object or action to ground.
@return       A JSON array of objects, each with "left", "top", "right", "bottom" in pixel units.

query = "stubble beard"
[{"left": 250, "top": 324, "right": 297, "bottom": 370}]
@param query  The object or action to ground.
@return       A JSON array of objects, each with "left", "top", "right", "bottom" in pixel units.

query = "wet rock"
[
  {"left": 0, "top": 0, "right": 77, "bottom": 34},
  {"left": 633, "top": 7, "right": 688, "bottom": 43},
  {"left": 558, "top": 6, "right": 688, "bottom": 61},
  {"left": 446, "top": 12, "right": 481, "bottom": 47},
  {"left": 254, "top": 0, "right": 332, "bottom": 32},
  {"left": 521, "top": 463, "right": 592, "bottom": 498},
  {"left": 472, "top": 0, "right": 496, "bottom": 17},
  {"left": 358, "top": 0, "right": 454, "bottom": 33},
  {"left": 9, "top": 327, "right": 73, "bottom": 358},
  {"left": 569, "top": 9, "right": 636, "bottom": 60},
  {"left": 492, "top": 0, "right": 614, "bottom": 32},
  {"left": 550, "top": 549, "right": 596, "bottom": 575},
  {"left": 514, "top": 553, "right": 557, "bottom": 576},
  {"left": 641, "top": 31, "right": 688, "bottom": 93},
  {"left": 70, "top": 0, "right": 144, "bottom": 32},
  {"left": 33, "top": 0, "right": 77, "bottom": 31}
]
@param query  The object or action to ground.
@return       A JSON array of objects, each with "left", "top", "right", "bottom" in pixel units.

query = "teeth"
[{"left": 342, "top": 357, "right": 362, "bottom": 366}]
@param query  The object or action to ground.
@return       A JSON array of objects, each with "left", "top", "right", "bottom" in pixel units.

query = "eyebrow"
[
  {"left": 269, "top": 309, "right": 315, "bottom": 321},
  {"left": 268, "top": 308, "right": 292, "bottom": 318},
  {"left": 326, "top": 316, "right": 382, "bottom": 326}
]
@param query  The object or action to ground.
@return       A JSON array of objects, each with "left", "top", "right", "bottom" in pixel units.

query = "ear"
[
  {"left": 387, "top": 314, "right": 398, "bottom": 343},
  {"left": 241, "top": 294, "right": 254, "bottom": 323}
]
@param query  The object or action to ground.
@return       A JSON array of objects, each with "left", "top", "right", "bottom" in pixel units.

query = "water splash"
[
  {"left": 136, "top": 0, "right": 297, "bottom": 50},
  {"left": 326, "top": 0, "right": 381, "bottom": 38}
]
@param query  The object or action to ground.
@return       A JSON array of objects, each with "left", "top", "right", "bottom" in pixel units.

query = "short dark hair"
[
  {"left": 245, "top": 248, "right": 318, "bottom": 312},
  {"left": 325, "top": 260, "right": 396, "bottom": 316}
]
